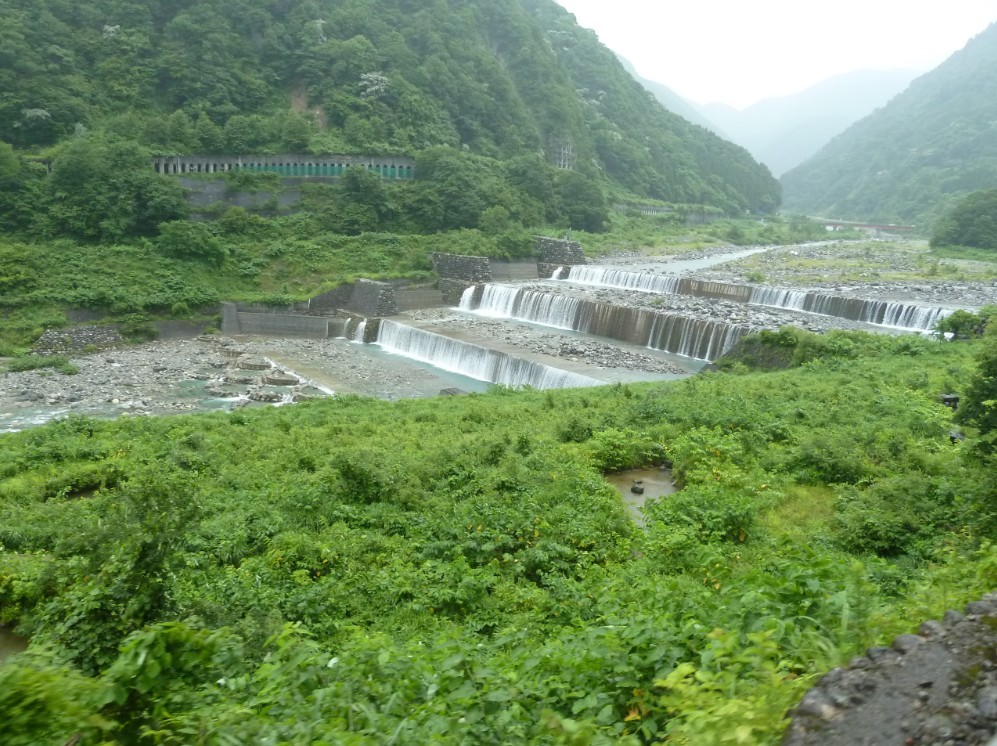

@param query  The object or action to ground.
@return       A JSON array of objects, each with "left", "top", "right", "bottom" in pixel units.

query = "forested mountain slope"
[
  {"left": 780, "top": 23, "right": 997, "bottom": 225},
  {"left": 0, "top": 0, "right": 779, "bottom": 212}
]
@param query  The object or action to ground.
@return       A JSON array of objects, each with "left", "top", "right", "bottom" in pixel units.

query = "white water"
[
  {"left": 460, "top": 284, "right": 582, "bottom": 329},
  {"left": 374, "top": 320, "right": 600, "bottom": 390},
  {"left": 560, "top": 266, "right": 683, "bottom": 295},
  {"left": 461, "top": 285, "right": 744, "bottom": 361},
  {"left": 748, "top": 287, "right": 953, "bottom": 330},
  {"left": 555, "top": 267, "right": 953, "bottom": 332}
]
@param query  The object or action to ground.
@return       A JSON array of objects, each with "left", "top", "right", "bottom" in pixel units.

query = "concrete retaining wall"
[
  {"left": 350, "top": 280, "right": 399, "bottom": 316},
  {"left": 180, "top": 178, "right": 301, "bottom": 214},
  {"left": 221, "top": 302, "right": 346, "bottom": 338}
]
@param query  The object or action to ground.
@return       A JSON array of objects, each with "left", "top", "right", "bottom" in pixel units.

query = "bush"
[
  {"left": 116, "top": 315, "right": 158, "bottom": 343},
  {"left": 588, "top": 427, "right": 658, "bottom": 472},
  {"left": 645, "top": 484, "right": 757, "bottom": 543},
  {"left": 155, "top": 221, "right": 228, "bottom": 266},
  {"left": 5, "top": 355, "right": 78, "bottom": 374}
]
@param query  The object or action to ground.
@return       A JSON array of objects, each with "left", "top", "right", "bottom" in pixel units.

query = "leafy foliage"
[
  {"left": 930, "top": 188, "right": 997, "bottom": 250},
  {"left": 0, "top": 0, "right": 778, "bottom": 218},
  {"left": 41, "top": 135, "right": 188, "bottom": 242},
  {"left": 0, "top": 334, "right": 994, "bottom": 741}
]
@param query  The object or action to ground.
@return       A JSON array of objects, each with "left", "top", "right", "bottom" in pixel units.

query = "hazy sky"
[{"left": 554, "top": 1, "right": 997, "bottom": 109}]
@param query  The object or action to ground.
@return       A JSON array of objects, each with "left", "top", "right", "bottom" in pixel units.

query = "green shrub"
[
  {"left": 5, "top": 355, "right": 78, "bottom": 374},
  {"left": 645, "top": 484, "right": 757, "bottom": 543}
]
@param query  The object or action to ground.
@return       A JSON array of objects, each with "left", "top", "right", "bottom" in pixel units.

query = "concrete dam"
[{"left": 554, "top": 266, "right": 953, "bottom": 332}]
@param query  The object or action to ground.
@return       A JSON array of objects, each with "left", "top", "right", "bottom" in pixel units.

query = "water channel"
[
  {"left": 606, "top": 467, "right": 676, "bottom": 526},
  {"left": 0, "top": 626, "right": 28, "bottom": 663}
]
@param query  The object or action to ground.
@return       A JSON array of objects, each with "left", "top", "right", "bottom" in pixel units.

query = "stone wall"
[
  {"left": 535, "top": 236, "right": 586, "bottom": 279},
  {"left": 31, "top": 326, "right": 124, "bottom": 355},
  {"left": 348, "top": 280, "right": 399, "bottom": 317},
  {"left": 783, "top": 592, "right": 997, "bottom": 746},
  {"left": 306, "top": 285, "right": 355, "bottom": 314},
  {"left": 432, "top": 253, "right": 493, "bottom": 305},
  {"left": 307, "top": 280, "right": 398, "bottom": 317}
]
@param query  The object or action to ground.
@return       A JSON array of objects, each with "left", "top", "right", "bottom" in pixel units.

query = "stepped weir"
[
  {"left": 556, "top": 266, "right": 953, "bottom": 332},
  {"left": 371, "top": 320, "right": 600, "bottom": 390},
  {"left": 460, "top": 285, "right": 746, "bottom": 361}
]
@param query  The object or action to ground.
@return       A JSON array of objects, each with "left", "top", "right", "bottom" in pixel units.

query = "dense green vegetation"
[
  {"left": 0, "top": 0, "right": 778, "bottom": 215},
  {"left": 1, "top": 325, "right": 995, "bottom": 743},
  {"left": 0, "top": 212, "right": 832, "bottom": 354},
  {"left": 930, "top": 188, "right": 997, "bottom": 251},
  {"left": 781, "top": 22, "right": 997, "bottom": 226}
]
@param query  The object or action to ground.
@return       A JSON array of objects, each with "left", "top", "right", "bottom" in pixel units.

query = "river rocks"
[
  {"left": 248, "top": 390, "right": 283, "bottom": 403},
  {"left": 783, "top": 593, "right": 997, "bottom": 746},
  {"left": 31, "top": 325, "right": 124, "bottom": 356},
  {"left": 404, "top": 310, "right": 689, "bottom": 375},
  {"left": 262, "top": 372, "right": 300, "bottom": 386},
  {"left": 238, "top": 358, "right": 272, "bottom": 371},
  {"left": 5, "top": 241, "right": 997, "bottom": 433}
]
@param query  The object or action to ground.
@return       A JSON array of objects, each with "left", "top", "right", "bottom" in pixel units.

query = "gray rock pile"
[
  {"left": 32, "top": 326, "right": 124, "bottom": 356},
  {"left": 783, "top": 593, "right": 997, "bottom": 746}
]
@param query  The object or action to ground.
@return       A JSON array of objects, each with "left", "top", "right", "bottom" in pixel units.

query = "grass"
[
  {"left": 764, "top": 485, "right": 836, "bottom": 539},
  {"left": 4, "top": 355, "right": 79, "bottom": 375}
]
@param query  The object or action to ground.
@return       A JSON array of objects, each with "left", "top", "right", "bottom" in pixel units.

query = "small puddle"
[
  {"left": 0, "top": 627, "right": 28, "bottom": 663},
  {"left": 606, "top": 467, "right": 676, "bottom": 526}
]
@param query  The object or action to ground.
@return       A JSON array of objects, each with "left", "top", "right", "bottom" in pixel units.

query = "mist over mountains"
[
  {"left": 623, "top": 61, "right": 918, "bottom": 178},
  {"left": 699, "top": 70, "right": 919, "bottom": 177},
  {"left": 780, "top": 22, "right": 997, "bottom": 225}
]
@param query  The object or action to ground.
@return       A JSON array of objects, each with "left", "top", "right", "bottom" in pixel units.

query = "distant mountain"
[
  {"left": 781, "top": 23, "right": 997, "bottom": 225},
  {"left": 698, "top": 70, "right": 919, "bottom": 176},
  {"left": 621, "top": 62, "right": 917, "bottom": 178}
]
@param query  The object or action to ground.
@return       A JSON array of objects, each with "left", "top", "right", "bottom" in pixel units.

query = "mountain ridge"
[
  {"left": 780, "top": 22, "right": 997, "bottom": 225},
  {"left": 0, "top": 0, "right": 780, "bottom": 214}
]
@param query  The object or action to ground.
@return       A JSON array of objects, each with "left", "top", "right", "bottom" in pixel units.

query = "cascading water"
[
  {"left": 462, "top": 285, "right": 745, "bottom": 361},
  {"left": 461, "top": 284, "right": 581, "bottom": 328},
  {"left": 561, "top": 266, "right": 683, "bottom": 294},
  {"left": 351, "top": 319, "right": 367, "bottom": 342},
  {"left": 553, "top": 266, "right": 954, "bottom": 333},
  {"left": 748, "top": 287, "right": 953, "bottom": 330},
  {"left": 374, "top": 320, "right": 599, "bottom": 390}
]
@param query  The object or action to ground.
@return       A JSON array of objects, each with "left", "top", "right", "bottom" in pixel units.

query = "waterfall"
[
  {"left": 562, "top": 265, "right": 682, "bottom": 294},
  {"left": 463, "top": 285, "right": 745, "bottom": 361},
  {"left": 461, "top": 284, "right": 581, "bottom": 329},
  {"left": 748, "top": 287, "right": 809, "bottom": 311},
  {"left": 374, "top": 321, "right": 599, "bottom": 390},
  {"left": 351, "top": 319, "right": 367, "bottom": 342},
  {"left": 553, "top": 267, "right": 954, "bottom": 333},
  {"left": 748, "top": 287, "right": 953, "bottom": 331}
]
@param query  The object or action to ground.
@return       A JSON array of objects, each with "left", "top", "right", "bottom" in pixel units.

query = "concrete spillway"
[
  {"left": 557, "top": 266, "right": 953, "bottom": 332},
  {"left": 374, "top": 320, "right": 600, "bottom": 390},
  {"left": 460, "top": 285, "right": 746, "bottom": 362},
  {"left": 747, "top": 287, "right": 952, "bottom": 330}
]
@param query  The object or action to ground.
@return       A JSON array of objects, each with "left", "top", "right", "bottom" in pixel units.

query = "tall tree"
[{"left": 43, "top": 135, "right": 188, "bottom": 242}]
